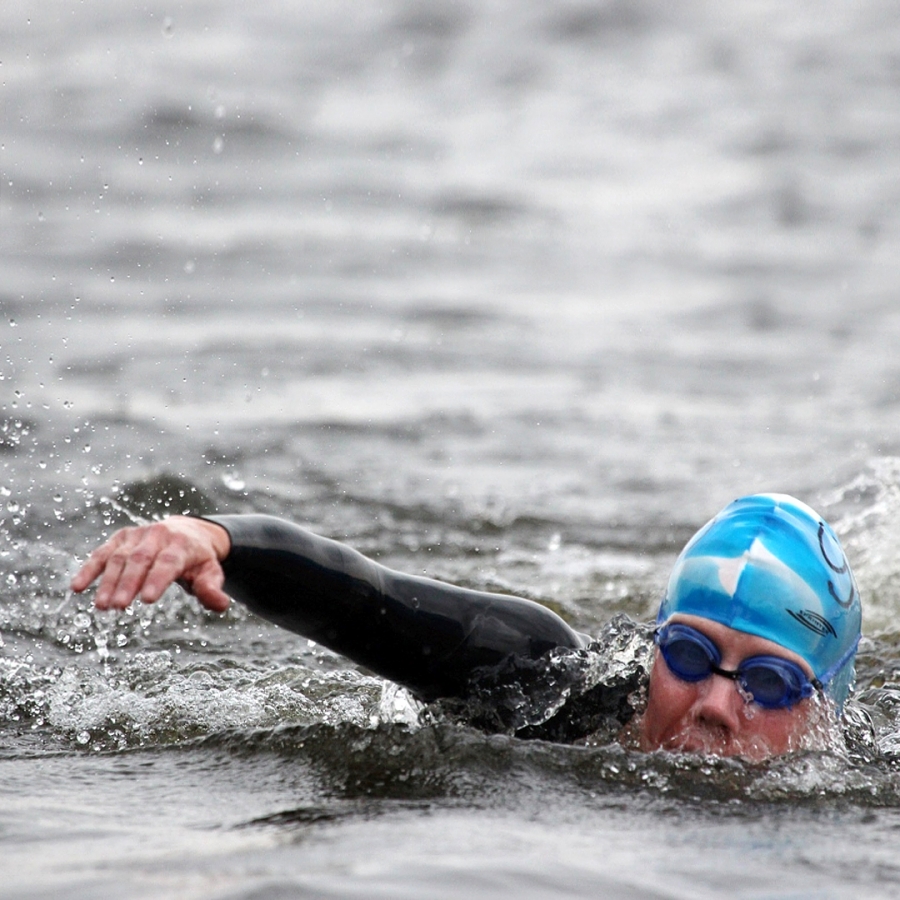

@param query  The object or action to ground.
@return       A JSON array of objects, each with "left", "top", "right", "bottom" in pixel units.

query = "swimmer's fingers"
[
  {"left": 128, "top": 532, "right": 198, "bottom": 607},
  {"left": 183, "top": 559, "right": 231, "bottom": 614},
  {"left": 94, "top": 523, "right": 188, "bottom": 610},
  {"left": 70, "top": 527, "right": 146, "bottom": 604},
  {"left": 70, "top": 534, "right": 121, "bottom": 594},
  {"left": 71, "top": 518, "right": 232, "bottom": 613}
]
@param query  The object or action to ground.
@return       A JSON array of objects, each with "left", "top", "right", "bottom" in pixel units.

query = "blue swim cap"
[{"left": 657, "top": 494, "right": 861, "bottom": 710}]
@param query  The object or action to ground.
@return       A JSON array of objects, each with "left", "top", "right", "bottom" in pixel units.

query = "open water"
[{"left": 5, "top": 1, "right": 900, "bottom": 897}]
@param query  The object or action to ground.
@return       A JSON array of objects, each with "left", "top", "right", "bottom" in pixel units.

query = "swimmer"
[{"left": 70, "top": 493, "right": 861, "bottom": 760}]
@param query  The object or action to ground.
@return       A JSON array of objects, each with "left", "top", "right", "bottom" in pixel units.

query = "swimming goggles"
[{"left": 654, "top": 622, "right": 822, "bottom": 710}]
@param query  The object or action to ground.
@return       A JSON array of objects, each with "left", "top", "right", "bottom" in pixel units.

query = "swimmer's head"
[{"left": 657, "top": 493, "right": 861, "bottom": 710}]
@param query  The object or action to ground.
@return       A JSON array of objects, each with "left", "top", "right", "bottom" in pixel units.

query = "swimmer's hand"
[{"left": 70, "top": 517, "right": 232, "bottom": 613}]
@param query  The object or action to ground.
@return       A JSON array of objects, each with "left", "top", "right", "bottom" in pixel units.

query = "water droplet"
[
  {"left": 76, "top": 731, "right": 90, "bottom": 745},
  {"left": 221, "top": 473, "right": 245, "bottom": 491},
  {"left": 6, "top": 573, "right": 16, "bottom": 586},
  {"left": 73, "top": 613, "right": 91, "bottom": 630}
]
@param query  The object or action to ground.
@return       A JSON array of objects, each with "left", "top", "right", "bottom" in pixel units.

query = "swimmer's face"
[{"left": 637, "top": 614, "right": 817, "bottom": 761}]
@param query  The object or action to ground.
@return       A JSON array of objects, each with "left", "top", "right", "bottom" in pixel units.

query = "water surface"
[{"left": 4, "top": 1, "right": 900, "bottom": 897}]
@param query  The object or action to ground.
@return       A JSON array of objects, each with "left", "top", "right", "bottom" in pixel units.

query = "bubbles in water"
[
  {"left": 94, "top": 632, "right": 110, "bottom": 664},
  {"left": 437, "top": 616, "right": 654, "bottom": 741},
  {"left": 375, "top": 682, "right": 422, "bottom": 729}
]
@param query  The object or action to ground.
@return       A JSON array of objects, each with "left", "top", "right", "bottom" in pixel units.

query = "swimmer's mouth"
[
  {"left": 665, "top": 735, "right": 727, "bottom": 755},
  {"left": 662, "top": 728, "right": 775, "bottom": 760}
]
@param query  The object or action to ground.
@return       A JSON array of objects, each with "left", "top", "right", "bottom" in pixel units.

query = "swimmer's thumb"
[{"left": 189, "top": 563, "right": 231, "bottom": 613}]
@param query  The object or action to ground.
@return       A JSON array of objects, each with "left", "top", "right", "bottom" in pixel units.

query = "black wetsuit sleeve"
[{"left": 206, "top": 514, "right": 587, "bottom": 701}]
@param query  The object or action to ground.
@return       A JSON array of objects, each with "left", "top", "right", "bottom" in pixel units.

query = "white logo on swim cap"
[{"left": 712, "top": 538, "right": 790, "bottom": 598}]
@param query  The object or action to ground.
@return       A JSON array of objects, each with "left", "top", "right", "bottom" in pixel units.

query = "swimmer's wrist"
[{"left": 189, "top": 516, "right": 232, "bottom": 560}]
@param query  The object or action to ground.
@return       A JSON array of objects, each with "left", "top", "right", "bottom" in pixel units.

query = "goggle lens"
[{"left": 660, "top": 628, "right": 718, "bottom": 681}]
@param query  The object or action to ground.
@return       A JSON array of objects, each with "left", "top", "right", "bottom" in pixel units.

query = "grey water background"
[{"left": 6, "top": 0, "right": 900, "bottom": 897}]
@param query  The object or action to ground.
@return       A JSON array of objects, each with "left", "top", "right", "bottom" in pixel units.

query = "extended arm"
[
  {"left": 208, "top": 515, "right": 587, "bottom": 699},
  {"left": 72, "top": 514, "right": 587, "bottom": 700}
]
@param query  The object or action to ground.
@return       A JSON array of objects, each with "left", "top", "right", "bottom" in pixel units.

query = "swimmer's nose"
[{"left": 692, "top": 671, "right": 742, "bottom": 734}]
